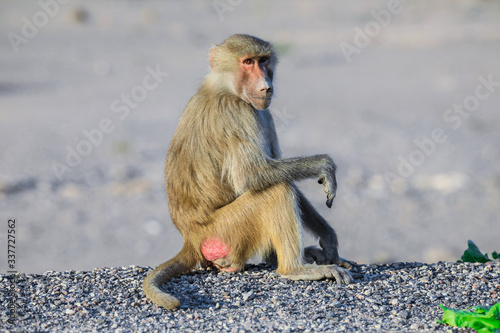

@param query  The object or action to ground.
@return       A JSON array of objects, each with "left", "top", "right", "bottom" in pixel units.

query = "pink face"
[{"left": 235, "top": 55, "right": 274, "bottom": 110}]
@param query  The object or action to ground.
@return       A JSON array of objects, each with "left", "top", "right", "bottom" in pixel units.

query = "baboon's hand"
[
  {"left": 304, "top": 246, "right": 327, "bottom": 264},
  {"left": 305, "top": 237, "right": 339, "bottom": 265},
  {"left": 318, "top": 158, "right": 337, "bottom": 208}
]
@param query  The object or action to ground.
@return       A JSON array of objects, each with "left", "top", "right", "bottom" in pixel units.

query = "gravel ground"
[{"left": 1, "top": 261, "right": 499, "bottom": 332}]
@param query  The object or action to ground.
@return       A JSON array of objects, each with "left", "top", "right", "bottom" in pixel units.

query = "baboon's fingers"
[
  {"left": 323, "top": 178, "right": 336, "bottom": 208},
  {"left": 325, "top": 265, "right": 353, "bottom": 284},
  {"left": 322, "top": 181, "right": 329, "bottom": 193},
  {"left": 337, "top": 260, "right": 352, "bottom": 269},
  {"left": 329, "top": 268, "right": 344, "bottom": 284},
  {"left": 326, "top": 191, "right": 336, "bottom": 208},
  {"left": 336, "top": 257, "right": 360, "bottom": 270},
  {"left": 313, "top": 265, "right": 353, "bottom": 284}
]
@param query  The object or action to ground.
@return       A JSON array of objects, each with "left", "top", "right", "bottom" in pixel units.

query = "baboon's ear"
[{"left": 209, "top": 48, "right": 216, "bottom": 71}]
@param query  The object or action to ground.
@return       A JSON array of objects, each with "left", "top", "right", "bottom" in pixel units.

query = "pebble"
[
  {"left": 242, "top": 291, "right": 254, "bottom": 301},
  {"left": 1, "top": 261, "right": 499, "bottom": 331},
  {"left": 64, "top": 308, "right": 75, "bottom": 315}
]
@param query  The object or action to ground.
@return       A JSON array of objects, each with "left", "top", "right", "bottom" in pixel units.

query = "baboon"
[{"left": 143, "top": 34, "right": 353, "bottom": 310}]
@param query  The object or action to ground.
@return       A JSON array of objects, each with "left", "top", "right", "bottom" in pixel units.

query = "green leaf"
[
  {"left": 460, "top": 240, "right": 492, "bottom": 263},
  {"left": 439, "top": 303, "right": 500, "bottom": 333}
]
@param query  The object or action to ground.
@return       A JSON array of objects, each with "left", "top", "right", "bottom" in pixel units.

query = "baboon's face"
[{"left": 235, "top": 55, "right": 274, "bottom": 110}]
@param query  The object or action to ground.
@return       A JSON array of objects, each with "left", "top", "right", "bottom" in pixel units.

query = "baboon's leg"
[
  {"left": 205, "top": 183, "right": 300, "bottom": 272},
  {"left": 207, "top": 183, "right": 352, "bottom": 283}
]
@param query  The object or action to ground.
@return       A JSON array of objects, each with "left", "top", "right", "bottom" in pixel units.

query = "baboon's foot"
[{"left": 280, "top": 264, "right": 353, "bottom": 284}]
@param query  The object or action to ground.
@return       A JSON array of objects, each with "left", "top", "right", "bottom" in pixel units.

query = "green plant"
[
  {"left": 438, "top": 303, "right": 500, "bottom": 333},
  {"left": 459, "top": 240, "right": 499, "bottom": 263}
]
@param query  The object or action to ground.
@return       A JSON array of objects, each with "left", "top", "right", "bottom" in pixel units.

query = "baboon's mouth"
[
  {"left": 249, "top": 97, "right": 272, "bottom": 110},
  {"left": 251, "top": 96, "right": 272, "bottom": 101}
]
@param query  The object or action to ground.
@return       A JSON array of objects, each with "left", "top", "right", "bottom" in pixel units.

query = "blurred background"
[{"left": 0, "top": 0, "right": 499, "bottom": 274}]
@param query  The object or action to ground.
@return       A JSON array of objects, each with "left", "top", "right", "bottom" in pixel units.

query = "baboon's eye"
[
  {"left": 243, "top": 58, "right": 253, "bottom": 65},
  {"left": 259, "top": 57, "right": 269, "bottom": 63}
]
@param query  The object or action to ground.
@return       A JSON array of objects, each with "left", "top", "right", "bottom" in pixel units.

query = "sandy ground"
[{"left": 0, "top": 0, "right": 499, "bottom": 274}]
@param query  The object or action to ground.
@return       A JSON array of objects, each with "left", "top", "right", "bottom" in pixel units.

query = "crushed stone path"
[{"left": 1, "top": 261, "right": 499, "bottom": 332}]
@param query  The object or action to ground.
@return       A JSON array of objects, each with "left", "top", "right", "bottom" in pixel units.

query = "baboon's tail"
[{"left": 143, "top": 243, "right": 198, "bottom": 309}]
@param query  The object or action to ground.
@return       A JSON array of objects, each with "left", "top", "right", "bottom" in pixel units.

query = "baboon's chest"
[{"left": 256, "top": 110, "right": 279, "bottom": 159}]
